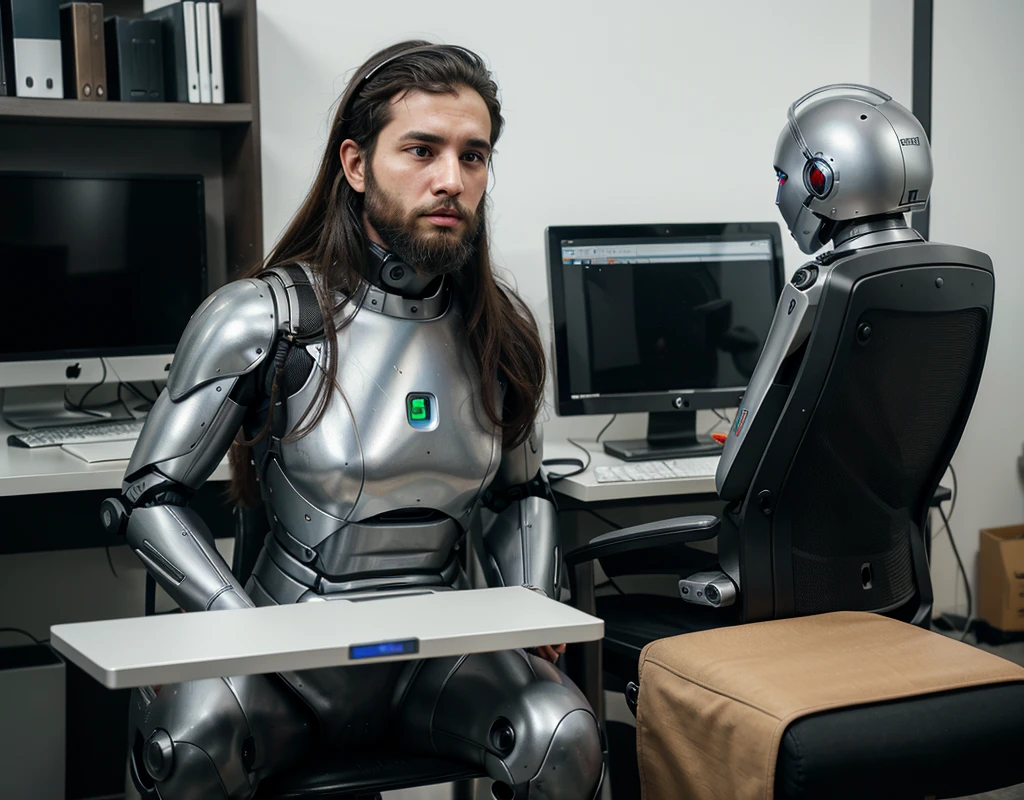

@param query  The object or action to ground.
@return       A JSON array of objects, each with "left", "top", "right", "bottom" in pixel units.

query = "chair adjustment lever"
[
  {"left": 678, "top": 570, "right": 737, "bottom": 608},
  {"left": 625, "top": 682, "right": 639, "bottom": 718}
]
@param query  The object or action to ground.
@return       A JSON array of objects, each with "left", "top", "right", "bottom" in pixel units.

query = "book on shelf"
[
  {"left": 144, "top": 0, "right": 223, "bottom": 104},
  {"left": 59, "top": 2, "right": 107, "bottom": 101},
  {"left": 105, "top": 16, "right": 163, "bottom": 102},
  {"left": 1, "top": 0, "right": 228, "bottom": 106},
  {"left": 1, "top": 0, "right": 65, "bottom": 99}
]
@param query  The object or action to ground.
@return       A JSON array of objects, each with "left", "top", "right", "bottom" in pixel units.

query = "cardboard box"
[{"left": 978, "top": 525, "right": 1024, "bottom": 632}]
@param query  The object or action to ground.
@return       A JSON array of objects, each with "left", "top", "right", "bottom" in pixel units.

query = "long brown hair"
[{"left": 228, "top": 41, "right": 546, "bottom": 505}]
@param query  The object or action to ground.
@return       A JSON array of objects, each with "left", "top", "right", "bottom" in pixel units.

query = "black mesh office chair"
[{"left": 566, "top": 242, "right": 1024, "bottom": 798}]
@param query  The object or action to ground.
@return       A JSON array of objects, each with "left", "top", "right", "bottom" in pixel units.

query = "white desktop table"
[
  {"left": 0, "top": 417, "right": 231, "bottom": 498},
  {"left": 51, "top": 586, "right": 604, "bottom": 689},
  {"left": 542, "top": 439, "right": 720, "bottom": 503}
]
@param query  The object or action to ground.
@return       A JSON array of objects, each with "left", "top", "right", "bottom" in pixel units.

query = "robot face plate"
[{"left": 774, "top": 124, "right": 830, "bottom": 254}]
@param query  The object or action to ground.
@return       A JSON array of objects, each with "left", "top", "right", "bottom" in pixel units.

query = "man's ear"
[{"left": 339, "top": 139, "right": 366, "bottom": 193}]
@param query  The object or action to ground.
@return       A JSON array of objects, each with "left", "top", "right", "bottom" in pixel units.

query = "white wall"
[
  {"left": 869, "top": 0, "right": 913, "bottom": 109},
  {"left": 256, "top": 0, "right": 879, "bottom": 442},
  {"left": 926, "top": 0, "right": 1024, "bottom": 616}
]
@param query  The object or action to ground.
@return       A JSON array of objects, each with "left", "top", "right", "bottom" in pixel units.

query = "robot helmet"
[{"left": 774, "top": 84, "right": 933, "bottom": 254}]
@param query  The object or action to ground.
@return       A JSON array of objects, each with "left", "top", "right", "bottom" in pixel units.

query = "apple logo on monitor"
[{"left": 66, "top": 363, "right": 81, "bottom": 380}]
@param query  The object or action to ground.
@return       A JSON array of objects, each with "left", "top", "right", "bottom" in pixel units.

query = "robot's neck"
[
  {"left": 831, "top": 213, "right": 923, "bottom": 254},
  {"left": 366, "top": 241, "right": 443, "bottom": 299}
]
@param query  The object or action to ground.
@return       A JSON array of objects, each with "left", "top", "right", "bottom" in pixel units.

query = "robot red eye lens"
[{"left": 809, "top": 167, "right": 825, "bottom": 191}]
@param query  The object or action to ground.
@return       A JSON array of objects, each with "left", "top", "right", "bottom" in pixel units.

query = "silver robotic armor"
[
  {"left": 121, "top": 277, "right": 277, "bottom": 613},
  {"left": 717, "top": 84, "right": 934, "bottom": 502},
  {"left": 477, "top": 423, "right": 561, "bottom": 600},
  {"left": 119, "top": 259, "right": 601, "bottom": 799},
  {"left": 248, "top": 267, "right": 504, "bottom": 602}
]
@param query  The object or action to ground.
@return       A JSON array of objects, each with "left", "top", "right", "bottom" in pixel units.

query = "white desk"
[
  {"left": 51, "top": 586, "right": 604, "bottom": 689},
  {"left": 0, "top": 425, "right": 711, "bottom": 503},
  {"left": 543, "top": 439, "right": 719, "bottom": 503},
  {"left": 0, "top": 417, "right": 231, "bottom": 498}
]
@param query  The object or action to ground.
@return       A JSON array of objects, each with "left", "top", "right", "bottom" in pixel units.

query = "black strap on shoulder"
[{"left": 260, "top": 263, "right": 326, "bottom": 341}]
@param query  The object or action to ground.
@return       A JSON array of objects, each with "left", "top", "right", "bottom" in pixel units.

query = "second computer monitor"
[{"left": 546, "top": 222, "right": 785, "bottom": 461}]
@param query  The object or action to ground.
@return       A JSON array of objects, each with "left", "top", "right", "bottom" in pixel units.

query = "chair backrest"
[{"left": 722, "top": 241, "right": 994, "bottom": 624}]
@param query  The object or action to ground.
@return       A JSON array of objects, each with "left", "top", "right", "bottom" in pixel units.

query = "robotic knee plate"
[
  {"left": 130, "top": 734, "right": 232, "bottom": 800},
  {"left": 486, "top": 702, "right": 603, "bottom": 799},
  {"left": 127, "top": 681, "right": 254, "bottom": 800}
]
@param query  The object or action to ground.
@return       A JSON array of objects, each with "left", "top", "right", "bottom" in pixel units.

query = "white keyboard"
[
  {"left": 7, "top": 418, "right": 145, "bottom": 448},
  {"left": 594, "top": 456, "right": 719, "bottom": 483}
]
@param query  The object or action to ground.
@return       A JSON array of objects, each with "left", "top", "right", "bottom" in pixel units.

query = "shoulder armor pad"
[
  {"left": 260, "top": 263, "right": 325, "bottom": 340},
  {"left": 167, "top": 278, "right": 277, "bottom": 401}
]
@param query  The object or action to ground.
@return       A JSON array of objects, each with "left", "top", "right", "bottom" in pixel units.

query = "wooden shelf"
[
  {"left": 0, "top": 97, "right": 253, "bottom": 128},
  {"left": 0, "top": 0, "right": 263, "bottom": 275}
]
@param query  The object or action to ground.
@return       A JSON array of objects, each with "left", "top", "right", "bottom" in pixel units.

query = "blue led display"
[{"left": 349, "top": 639, "right": 420, "bottom": 660}]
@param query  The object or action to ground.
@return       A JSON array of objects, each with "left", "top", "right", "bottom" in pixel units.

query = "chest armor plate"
[{"left": 265, "top": 290, "right": 502, "bottom": 553}]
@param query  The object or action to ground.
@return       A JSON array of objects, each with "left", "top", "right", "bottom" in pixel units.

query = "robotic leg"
[
  {"left": 398, "top": 649, "right": 604, "bottom": 799},
  {"left": 128, "top": 672, "right": 315, "bottom": 799}
]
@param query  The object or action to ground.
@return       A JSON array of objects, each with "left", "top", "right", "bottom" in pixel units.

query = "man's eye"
[
  {"left": 409, "top": 146, "right": 431, "bottom": 158},
  {"left": 462, "top": 152, "right": 486, "bottom": 164}
]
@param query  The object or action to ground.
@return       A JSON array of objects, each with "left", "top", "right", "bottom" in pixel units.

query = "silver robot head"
[{"left": 773, "top": 84, "right": 933, "bottom": 254}]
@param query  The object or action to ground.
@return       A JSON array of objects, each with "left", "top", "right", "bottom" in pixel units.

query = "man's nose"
[{"left": 432, "top": 152, "right": 464, "bottom": 196}]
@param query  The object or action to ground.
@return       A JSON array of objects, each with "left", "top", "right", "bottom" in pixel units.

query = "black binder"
[
  {"left": 144, "top": 1, "right": 189, "bottom": 102},
  {"left": 104, "top": 15, "right": 163, "bottom": 102}
]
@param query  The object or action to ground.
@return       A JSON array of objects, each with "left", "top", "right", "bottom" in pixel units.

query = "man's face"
[{"left": 348, "top": 87, "right": 493, "bottom": 277}]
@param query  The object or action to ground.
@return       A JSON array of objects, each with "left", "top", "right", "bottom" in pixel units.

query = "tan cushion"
[{"left": 636, "top": 611, "right": 1024, "bottom": 800}]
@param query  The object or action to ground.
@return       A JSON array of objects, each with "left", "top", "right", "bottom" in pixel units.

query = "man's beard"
[{"left": 363, "top": 164, "right": 483, "bottom": 277}]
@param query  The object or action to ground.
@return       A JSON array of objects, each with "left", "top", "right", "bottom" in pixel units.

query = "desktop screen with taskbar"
[{"left": 548, "top": 223, "right": 785, "bottom": 416}]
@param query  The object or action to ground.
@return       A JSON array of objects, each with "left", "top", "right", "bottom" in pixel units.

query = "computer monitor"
[
  {"left": 0, "top": 171, "right": 207, "bottom": 428},
  {"left": 546, "top": 222, "right": 785, "bottom": 461}
]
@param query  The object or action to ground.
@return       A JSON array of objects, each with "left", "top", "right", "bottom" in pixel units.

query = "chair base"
[{"left": 253, "top": 749, "right": 486, "bottom": 800}]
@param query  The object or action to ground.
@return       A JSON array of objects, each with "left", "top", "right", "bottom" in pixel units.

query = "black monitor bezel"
[
  {"left": 0, "top": 170, "right": 208, "bottom": 362},
  {"left": 546, "top": 221, "right": 786, "bottom": 416}
]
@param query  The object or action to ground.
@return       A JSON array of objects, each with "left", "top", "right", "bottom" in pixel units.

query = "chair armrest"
[{"left": 564, "top": 515, "right": 720, "bottom": 568}]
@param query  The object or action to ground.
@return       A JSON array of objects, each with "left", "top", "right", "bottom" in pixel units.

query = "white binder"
[
  {"left": 194, "top": 1, "right": 211, "bottom": 103},
  {"left": 181, "top": 1, "right": 201, "bottom": 103},
  {"left": 207, "top": 1, "right": 224, "bottom": 103}
]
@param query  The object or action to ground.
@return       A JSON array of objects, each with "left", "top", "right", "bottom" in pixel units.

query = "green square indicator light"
[{"left": 406, "top": 393, "right": 437, "bottom": 430}]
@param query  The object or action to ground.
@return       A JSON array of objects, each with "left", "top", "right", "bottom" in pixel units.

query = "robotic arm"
[
  {"left": 101, "top": 278, "right": 279, "bottom": 613},
  {"left": 478, "top": 424, "right": 560, "bottom": 600},
  {"left": 715, "top": 264, "right": 824, "bottom": 501}
]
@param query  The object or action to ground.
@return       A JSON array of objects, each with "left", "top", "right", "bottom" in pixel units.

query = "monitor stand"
[
  {"left": 1, "top": 386, "right": 114, "bottom": 430},
  {"left": 603, "top": 410, "right": 721, "bottom": 462}
]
